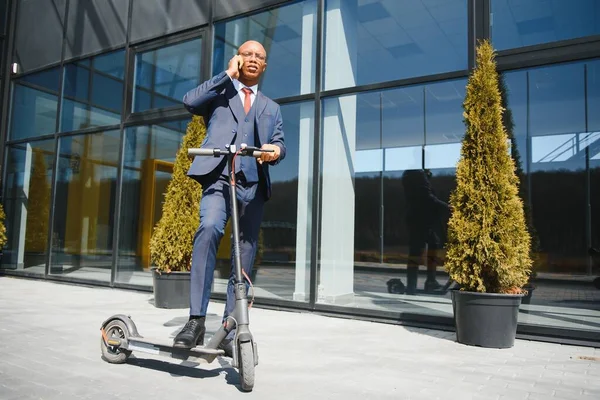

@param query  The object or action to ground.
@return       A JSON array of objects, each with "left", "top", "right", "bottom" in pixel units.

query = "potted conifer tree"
[
  {"left": 444, "top": 40, "right": 532, "bottom": 348},
  {"left": 149, "top": 116, "right": 206, "bottom": 309}
]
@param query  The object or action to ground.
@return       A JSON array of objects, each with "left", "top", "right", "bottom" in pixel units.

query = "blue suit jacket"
[{"left": 183, "top": 71, "right": 286, "bottom": 200}]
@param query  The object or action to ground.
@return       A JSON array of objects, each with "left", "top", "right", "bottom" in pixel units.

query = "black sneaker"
[{"left": 173, "top": 318, "right": 206, "bottom": 349}]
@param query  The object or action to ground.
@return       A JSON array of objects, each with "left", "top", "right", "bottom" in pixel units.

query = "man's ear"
[{"left": 262, "top": 62, "right": 267, "bottom": 73}]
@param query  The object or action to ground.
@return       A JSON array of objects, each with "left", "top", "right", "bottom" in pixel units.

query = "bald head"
[
  {"left": 236, "top": 40, "right": 267, "bottom": 86},
  {"left": 238, "top": 40, "right": 267, "bottom": 58}
]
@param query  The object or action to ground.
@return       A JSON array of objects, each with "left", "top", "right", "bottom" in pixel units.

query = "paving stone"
[{"left": 0, "top": 277, "right": 598, "bottom": 400}]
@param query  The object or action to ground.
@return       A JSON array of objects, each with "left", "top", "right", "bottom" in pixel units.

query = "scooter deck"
[{"left": 126, "top": 336, "right": 225, "bottom": 364}]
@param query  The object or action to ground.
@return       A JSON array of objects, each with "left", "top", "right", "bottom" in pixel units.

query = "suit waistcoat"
[{"left": 221, "top": 98, "right": 258, "bottom": 183}]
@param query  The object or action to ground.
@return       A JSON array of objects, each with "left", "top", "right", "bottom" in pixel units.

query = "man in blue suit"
[{"left": 173, "top": 40, "right": 286, "bottom": 355}]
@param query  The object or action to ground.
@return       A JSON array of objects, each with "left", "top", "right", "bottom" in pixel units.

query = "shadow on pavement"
[{"left": 125, "top": 356, "right": 248, "bottom": 391}]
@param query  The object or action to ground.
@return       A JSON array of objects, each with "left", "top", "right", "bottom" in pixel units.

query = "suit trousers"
[{"left": 189, "top": 175, "right": 265, "bottom": 322}]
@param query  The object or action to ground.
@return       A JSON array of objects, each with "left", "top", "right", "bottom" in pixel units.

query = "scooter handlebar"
[
  {"left": 188, "top": 144, "right": 274, "bottom": 158},
  {"left": 187, "top": 148, "right": 217, "bottom": 156}
]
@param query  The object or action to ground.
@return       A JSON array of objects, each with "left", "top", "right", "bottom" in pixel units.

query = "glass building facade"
[{"left": 1, "top": 0, "right": 599, "bottom": 346}]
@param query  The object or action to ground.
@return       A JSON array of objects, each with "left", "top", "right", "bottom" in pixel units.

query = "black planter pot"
[
  {"left": 152, "top": 269, "right": 191, "bottom": 309},
  {"left": 451, "top": 290, "right": 523, "bottom": 348}
]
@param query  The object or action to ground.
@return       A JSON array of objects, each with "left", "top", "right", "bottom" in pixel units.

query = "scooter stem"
[{"left": 227, "top": 148, "right": 244, "bottom": 285}]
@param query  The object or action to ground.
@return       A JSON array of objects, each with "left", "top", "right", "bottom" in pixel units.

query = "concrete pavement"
[{"left": 0, "top": 276, "right": 599, "bottom": 400}]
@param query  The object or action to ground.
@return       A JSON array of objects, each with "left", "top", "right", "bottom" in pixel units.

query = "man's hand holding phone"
[{"left": 226, "top": 55, "right": 244, "bottom": 80}]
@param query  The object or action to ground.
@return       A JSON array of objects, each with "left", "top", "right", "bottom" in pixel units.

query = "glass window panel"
[
  {"left": 248, "top": 101, "right": 314, "bottom": 302},
  {"left": 64, "top": 0, "right": 128, "bottom": 60},
  {"left": 93, "top": 50, "right": 126, "bottom": 80},
  {"left": 152, "top": 94, "right": 179, "bottom": 109},
  {"left": 63, "top": 64, "right": 89, "bottom": 99},
  {"left": 19, "top": 68, "right": 61, "bottom": 93},
  {"left": 10, "top": 68, "right": 61, "bottom": 140},
  {"left": 503, "top": 61, "right": 599, "bottom": 336},
  {"left": 425, "top": 79, "right": 467, "bottom": 145},
  {"left": 527, "top": 62, "right": 587, "bottom": 277},
  {"left": 214, "top": 0, "right": 291, "bottom": 20},
  {"left": 60, "top": 100, "right": 121, "bottom": 132},
  {"left": 587, "top": 60, "right": 600, "bottom": 132},
  {"left": 135, "top": 56, "right": 153, "bottom": 90},
  {"left": 92, "top": 73, "right": 124, "bottom": 111},
  {"left": 532, "top": 134, "right": 578, "bottom": 163},
  {"left": 116, "top": 121, "right": 189, "bottom": 285},
  {"left": 50, "top": 130, "right": 121, "bottom": 282},
  {"left": 318, "top": 79, "right": 465, "bottom": 316},
  {"left": 385, "top": 147, "right": 422, "bottom": 171},
  {"left": 60, "top": 51, "right": 124, "bottom": 132},
  {"left": 1, "top": 140, "right": 55, "bottom": 273},
  {"left": 356, "top": 149, "right": 383, "bottom": 173},
  {"left": 133, "top": 38, "right": 202, "bottom": 113},
  {"left": 134, "top": 89, "right": 152, "bottom": 112},
  {"left": 491, "top": 0, "right": 600, "bottom": 51},
  {"left": 529, "top": 63, "right": 585, "bottom": 137},
  {"left": 324, "top": 0, "right": 468, "bottom": 91},
  {"left": 589, "top": 61, "right": 600, "bottom": 277},
  {"left": 130, "top": 0, "right": 209, "bottom": 43},
  {"left": 213, "top": 0, "right": 317, "bottom": 98},
  {"left": 14, "top": 0, "right": 66, "bottom": 72},
  {"left": 424, "top": 143, "right": 461, "bottom": 169}
]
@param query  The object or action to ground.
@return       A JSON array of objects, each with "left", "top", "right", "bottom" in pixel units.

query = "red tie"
[{"left": 242, "top": 87, "right": 253, "bottom": 114}]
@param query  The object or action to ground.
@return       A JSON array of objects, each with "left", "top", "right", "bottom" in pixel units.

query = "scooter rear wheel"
[
  {"left": 101, "top": 319, "right": 132, "bottom": 364},
  {"left": 238, "top": 341, "right": 255, "bottom": 391}
]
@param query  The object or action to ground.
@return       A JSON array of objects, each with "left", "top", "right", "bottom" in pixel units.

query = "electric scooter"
[{"left": 99, "top": 143, "right": 271, "bottom": 392}]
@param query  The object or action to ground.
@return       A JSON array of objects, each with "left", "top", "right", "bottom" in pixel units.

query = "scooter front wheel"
[
  {"left": 100, "top": 319, "right": 132, "bottom": 364},
  {"left": 238, "top": 341, "right": 255, "bottom": 391}
]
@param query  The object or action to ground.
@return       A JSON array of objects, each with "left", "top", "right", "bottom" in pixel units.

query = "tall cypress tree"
[
  {"left": 444, "top": 40, "right": 532, "bottom": 293},
  {"left": 150, "top": 116, "right": 207, "bottom": 272}
]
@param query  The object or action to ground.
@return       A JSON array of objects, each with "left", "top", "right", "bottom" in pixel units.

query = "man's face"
[{"left": 237, "top": 41, "right": 267, "bottom": 82}]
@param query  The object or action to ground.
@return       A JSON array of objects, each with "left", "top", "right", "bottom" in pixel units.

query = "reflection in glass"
[
  {"left": 213, "top": 0, "right": 317, "bottom": 98},
  {"left": 1, "top": 140, "right": 55, "bottom": 273},
  {"left": 588, "top": 61, "right": 600, "bottom": 277},
  {"left": 254, "top": 102, "right": 313, "bottom": 302},
  {"left": 319, "top": 79, "right": 465, "bottom": 313},
  {"left": 10, "top": 68, "right": 61, "bottom": 140},
  {"left": 50, "top": 130, "right": 121, "bottom": 282},
  {"left": 324, "top": 0, "right": 468, "bottom": 90},
  {"left": 487, "top": 62, "right": 600, "bottom": 336},
  {"left": 60, "top": 50, "right": 125, "bottom": 132},
  {"left": 19, "top": 68, "right": 62, "bottom": 92},
  {"left": 526, "top": 64, "right": 588, "bottom": 282},
  {"left": 133, "top": 38, "right": 202, "bottom": 112},
  {"left": 116, "top": 121, "right": 189, "bottom": 285},
  {"left": 491, "top": 0, "right": 600, "bottom": 51},
  {"left": 530, "top": 64, "right": 585, "bottom": 138}
]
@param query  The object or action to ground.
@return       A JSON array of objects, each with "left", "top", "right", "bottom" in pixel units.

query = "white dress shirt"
[{"left": 232, "top": 78, "right": 258, "bottom": 110}]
